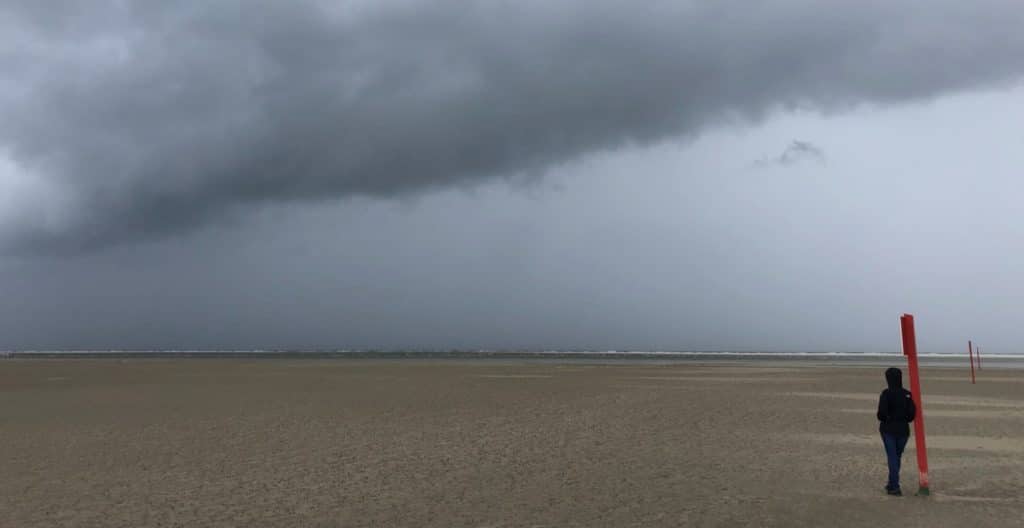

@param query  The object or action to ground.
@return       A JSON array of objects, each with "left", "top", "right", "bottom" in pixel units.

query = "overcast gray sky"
[{"left": 2, "top": 1, "right": 1023, "bottom": 352}]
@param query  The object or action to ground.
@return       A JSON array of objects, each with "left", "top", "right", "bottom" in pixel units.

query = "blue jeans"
[{"left": 881, "top": 433, "right": 909, "bottom": 490}]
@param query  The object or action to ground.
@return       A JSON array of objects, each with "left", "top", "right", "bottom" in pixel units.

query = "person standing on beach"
[{"left": 877, "top": 367, "right": 916, "bottom": 496}]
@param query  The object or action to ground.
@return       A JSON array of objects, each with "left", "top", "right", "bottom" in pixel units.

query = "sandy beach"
[{"left": 3, "top": 359, "right": 1023, "bottom": 527}]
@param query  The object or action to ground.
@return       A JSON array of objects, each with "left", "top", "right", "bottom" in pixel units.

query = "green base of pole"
[{"left": 916, "top": 487, "right": 930, "bottom": 496}]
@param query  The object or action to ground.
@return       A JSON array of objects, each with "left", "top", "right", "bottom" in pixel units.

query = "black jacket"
[{"left": 877, "top": 368, "right": 916, "bottom": 436}]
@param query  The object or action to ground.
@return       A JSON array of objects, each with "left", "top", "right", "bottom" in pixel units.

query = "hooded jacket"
[{"left": 877, "top": 367, "right": 916, "bottom": 436}]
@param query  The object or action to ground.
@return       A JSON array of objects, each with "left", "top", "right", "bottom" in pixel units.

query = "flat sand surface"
[{"left": 3, "top": 360, "right": 1023, "bottom": 527}]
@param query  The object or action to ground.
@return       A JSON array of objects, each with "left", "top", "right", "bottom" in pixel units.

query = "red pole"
[
  {"left": 900, "top": 314, "right": 930, "bottom": 495},
  {"left": 968, "top": 340, "right": 976, "bottom": 384}
]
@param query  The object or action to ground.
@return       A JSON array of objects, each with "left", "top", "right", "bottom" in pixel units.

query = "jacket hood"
[{"left": 885, "top": 367, "right": 903, "bottom": 390}]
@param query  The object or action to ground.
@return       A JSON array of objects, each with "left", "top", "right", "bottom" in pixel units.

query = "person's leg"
[
  {"left": 881, "top": 433, "right": 900, "bottom": 491},
  {"left": 895, "top": 434, "right": 909, "bottom": 458},
  {"left": 893, "top": 434, "right": 909, "bottom": 489}
]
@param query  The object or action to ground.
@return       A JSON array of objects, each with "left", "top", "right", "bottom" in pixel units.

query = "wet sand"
[{"left": 3, "top": 360, "right": 1023, "bottom": 527}]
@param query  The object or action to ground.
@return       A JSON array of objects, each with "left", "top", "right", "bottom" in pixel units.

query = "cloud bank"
[{"left": 2, "top": 0, "right": 1024, "bottom": 254}]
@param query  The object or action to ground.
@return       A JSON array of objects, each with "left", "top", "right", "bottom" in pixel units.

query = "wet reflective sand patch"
[
  {"left": 472, "top": 374, "right": 554, "bottom": 379},
  {"left": 625, "top": 376, "right": 813, "bottom": 383},
  {"left": 799, "top": 433, "right": 1024, "bottom": 453},
  {"left": 834, "top": 407, "right": 1024, "bottom": 419},
  {"left": 791, "top": 392, "right": 1024, "bottom": 409},
  {"left": 925, "top": 376, "right": 1024, "bottom": 383}
]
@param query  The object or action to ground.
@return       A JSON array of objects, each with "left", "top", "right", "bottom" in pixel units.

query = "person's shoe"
[{"left": 886, "top": 488, "right": 902, "bottom": 496}]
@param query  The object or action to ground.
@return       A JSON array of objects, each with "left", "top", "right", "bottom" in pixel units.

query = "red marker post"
[
  {"left": 900, "top": 314, "right": 930, "bottom": 495},
  {"left": 968, "top": 340, "right": 976, "bottom": 384}
]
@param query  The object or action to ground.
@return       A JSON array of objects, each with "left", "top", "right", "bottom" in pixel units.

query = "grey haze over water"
[{"left": 2, "top": 1, "right": 1024, "bottom": 352}]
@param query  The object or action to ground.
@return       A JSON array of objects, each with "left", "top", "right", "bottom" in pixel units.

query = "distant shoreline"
[{"left": 2, "top": 349, "right": 1019, "bottom": 368}]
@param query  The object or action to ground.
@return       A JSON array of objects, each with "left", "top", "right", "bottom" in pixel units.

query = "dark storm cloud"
[
  {"left": 754, "top": 140, "right": 826, "bottom": 168},
  {"left": 3, "top": 0, "right": 1024, "bottom": 254}
]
